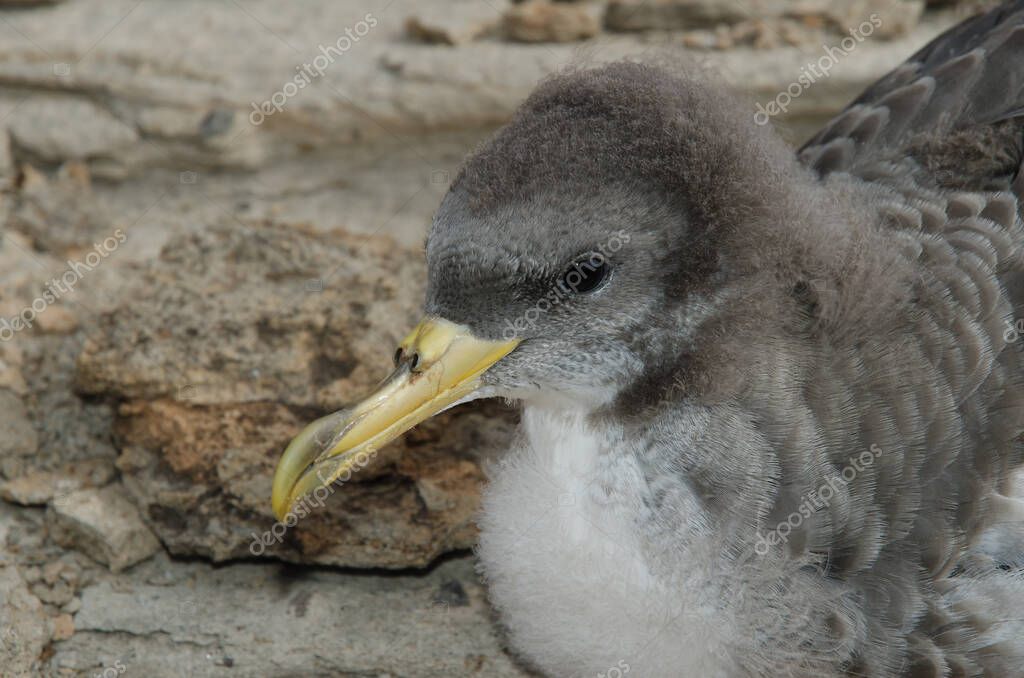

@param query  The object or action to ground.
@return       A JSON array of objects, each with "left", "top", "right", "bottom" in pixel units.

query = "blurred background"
[{"left": 0, "top": 0, "right": 987, "bottom": 676}]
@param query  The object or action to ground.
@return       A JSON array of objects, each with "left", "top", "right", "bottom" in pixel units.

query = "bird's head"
[{"left": 272, "top": 61, "right": 812, "bottom": 520}]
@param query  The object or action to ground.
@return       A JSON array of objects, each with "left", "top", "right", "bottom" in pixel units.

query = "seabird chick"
[{"left": 272, "top": 4, "right": 1024, "bottom": 676}]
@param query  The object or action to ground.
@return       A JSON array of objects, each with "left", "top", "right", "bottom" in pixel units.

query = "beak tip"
[{"left": 270, "top": 492, "right": 290, "bottom": 523}]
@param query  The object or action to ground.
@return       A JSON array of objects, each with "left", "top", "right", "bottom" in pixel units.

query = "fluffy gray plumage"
[{"left": 423, "top": 4, "right": 1024, "bottom": 676}]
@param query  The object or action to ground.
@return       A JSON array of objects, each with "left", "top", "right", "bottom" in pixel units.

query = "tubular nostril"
[{"left": 394, "top": 348, "right": 421, "bottom": 371}]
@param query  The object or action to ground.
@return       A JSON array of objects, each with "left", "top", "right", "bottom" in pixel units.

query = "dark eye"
[{"left": 559, "top": 252, "right": 611, "bottom": 294}]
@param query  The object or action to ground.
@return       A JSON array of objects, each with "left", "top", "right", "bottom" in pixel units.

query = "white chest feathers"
[{"left": 476, "top": 406, "right": 738, "bottom": 678}]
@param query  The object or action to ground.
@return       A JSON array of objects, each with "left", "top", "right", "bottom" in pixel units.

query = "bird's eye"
[{"left": 559, "top": 253, "right": 611, "bottom": 295}]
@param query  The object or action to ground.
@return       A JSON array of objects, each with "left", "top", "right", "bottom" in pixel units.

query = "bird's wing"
[
  {"left": 799, "top": 0, "right": 1024, "bottom": 189},
  {"left": 783, "top": 7, "right": 1024, "bottom": 674}
]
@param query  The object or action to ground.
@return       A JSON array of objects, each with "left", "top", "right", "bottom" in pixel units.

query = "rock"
[
  {"left": 0, "top": 461, "right": 115, "bottom": 507},
  {"left": 0, "top": 0, "right": 957, "bottom": 177},
  {"left": 434, "top": 578, "right": 470, "bottom": 608},
  {"left": 0, "top": 0, "right": 576, "bottom": 175},
  {"left": 605, "top": 0, "right": 923, "bottom": 37},
  {"left": 724, "top": 17, "right": 820, "bottom": 50},
  {"left": 58, "top": 561, "right": 81, "bottom": 588},
  {"left": 0, "top": 390, "right": 38, "bottom": 479},
  {"left": 20, "top": 567, "right": 42, "bottom": 584},
  {"left": 503, "top": 1, "right": 600, "bottom": 43},
  {"left": 0, "top": 344, "right": 27, "bottom": 395},
  {"left": 46, "top": 486, "right": 162, "bottom": 572},
  {"left": 35, "top": 305, "right": 78, "bottom": 334},
  {"left": 30, "top": 579, "right": 73, "bottom": 606},
  {"left": 42, "top": 561, "right": 63, "bottom": 585},
  {"left": 0, "top": 564, "right": 50, "bottom": 676},
  {"left": 681, "top": 29, "right": 717, "bottom": 49},
  {"left": 51, "top": 613, "right": 73, "bottom": 641},
  {"left": 405, "top": 3, "right": 503, "bottom": 44},
  {"left": 0, "top": 129, "right": 11, "bottom": 180},
  {"left": 61, "top": 596, "right": 80, "bottom": 614},
  {"left": 73, "top": 220, "right": 518, "bottom": 569},
  {"left": 785, "top": 0, "right": 924, "bottom": 39},
  {"left": 604, "top": 0, "right": 773, "bottom": 31},
  {"left": 4, "top": 326, "right": 119, "bottom": 487},
  {"left": 1, "top": 473, "right": 59, "bottom": 506},
  {"left": 7, "top": 161, "right": 116, "bottom": 255},
  {"left": 826, "top": 0, "right": 925, "bottom": 40},
  {"left": 48, "top": 555, "right": 530, "bottom": 677},
  {"left": 7, "top": 97, "right": 138, "bottom": 164}
]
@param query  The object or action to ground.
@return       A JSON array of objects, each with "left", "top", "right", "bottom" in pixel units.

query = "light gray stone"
[
  {"left": 0, "top": 130, "right": 11, "bottom": 179},
  {"left": 0, "top": 565, "right": 49, "bottom": 677},
  {"left": 0, "top": 0, "right": 955, "bottom": 177},
  {"left": 826, "top": 0, "right": 925, "bottom": 40},
  {"left": 0, "top": 461, "right": 111, "bottom": 506},
  {"left": 0, "top": 390, "right": 38, "bottom": 476},
  {"left": 7, "top": 97, "right": 138, "bottom": 163},
  {"left": 405, "top": 2, "right": 503, "bottom": 44},
  {"left": 1, "top": 471, "right": 70, "bottom": 506},
  {"left": 46, "top": 486, "right": 161, "bottom": 572},
  {"left": 48, "top": 554, "right": 531, "bottom": 677}
]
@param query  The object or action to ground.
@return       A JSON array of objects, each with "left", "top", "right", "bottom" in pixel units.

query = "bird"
[{"left": 271, "top": 3, "right": 1024, "bottom": 676}]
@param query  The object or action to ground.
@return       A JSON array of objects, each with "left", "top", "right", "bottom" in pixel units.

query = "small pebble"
[
  {"left": 62, "top": 596, "right": 82, "bottom": 614},
  {"left": 43, "top": 561, "right": 64, "bottom": 585},
  {"left": 52, "top": 613, "right": 74, "bottom": 641}
]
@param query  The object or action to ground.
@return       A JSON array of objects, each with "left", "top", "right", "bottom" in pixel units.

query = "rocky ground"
[{"left": 0, "top": 0, "right": 982, "bottom": 675}]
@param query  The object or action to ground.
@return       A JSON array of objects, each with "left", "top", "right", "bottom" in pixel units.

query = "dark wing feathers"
[{"left": 800, "top": 1, "right": 1024, "bottom": 186}]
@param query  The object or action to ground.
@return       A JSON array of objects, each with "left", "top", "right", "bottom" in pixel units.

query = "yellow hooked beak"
[{"left": 271, "top": 317, "right": 519, "bottom": 521}]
